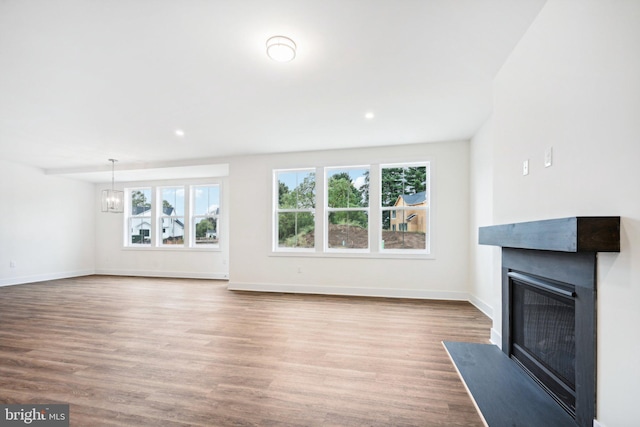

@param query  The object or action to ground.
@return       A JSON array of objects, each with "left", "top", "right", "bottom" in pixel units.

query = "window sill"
[
  {"left": 269, "top": 250, "right": 434, "bottom": 260},
  {"left": 123, "top": 246, "right": 222, "bottom": 252}
]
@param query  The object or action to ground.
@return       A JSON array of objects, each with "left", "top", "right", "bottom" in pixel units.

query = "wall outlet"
[
  {"left": 523, "top": 159, "right": 529, "bottom": 176},
  {"left": 297, "top": 267, "right": 302, "bottom": 274},
  {"left": 545, "top": 147, "right": 553, "bottom": 167},
  {"left": 9, "top": 260, "right": 16, "bottom": 268}
]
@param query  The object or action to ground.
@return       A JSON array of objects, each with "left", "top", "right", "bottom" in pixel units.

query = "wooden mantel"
[{"left": 478, "top": 216, "right": 620, "bottom": 253}]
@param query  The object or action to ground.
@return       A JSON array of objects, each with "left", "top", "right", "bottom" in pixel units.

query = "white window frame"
[
  {"left": 190, "top": 184, "right": 221, "bottom": 249},
  {"left": 123, "top": 180, "right": 223, "bottom": 251},
  {"left": 270, "top": 161, "right": 433, "bottom": 259},
  {"left": 158, "top": 186, "right": 185, "bottom": 247},
  {"left": 273, "top": 168, "right": 316, "bottom": 252},
  {"left": 379, "top": 162, "right": 430, "bottom": 255},
  {"left": 324, "top": 165, "right": 370, "bottom": 253},
  {"left": 126, "top": 187, "right": 153, "bottom": 247}
]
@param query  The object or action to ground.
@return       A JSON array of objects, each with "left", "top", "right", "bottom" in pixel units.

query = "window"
[
  {"left": 274, "top": 169, "right": 315, "bottom": 249},
  {"left": 128, "top": 188, "right": 152, "bottom": 245},
  {"left": 272, "top": 161, "right": 430, "bottom": 257},
  {"left": 124, "top": 181, "right": 222, "bottom": 249},
  {"left": 192, "top": 185, "right": 220, "bottom": 247},
  {"left": 159, "top": 187, "right": 185, "bottom": 246},
  {"left": 380, "top": 163, "right": 429, "bottom": 251},
  {"left": 326, "top": 167, "right": 369, "bottom": 250}
]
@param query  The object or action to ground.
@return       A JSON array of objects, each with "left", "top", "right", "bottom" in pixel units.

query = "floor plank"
[{"left": 0, "top": 276, "right": 491, "bottom": 426}]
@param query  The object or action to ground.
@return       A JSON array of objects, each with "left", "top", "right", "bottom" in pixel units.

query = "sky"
[{"left": 278, "top": 168, "right": 368, "bottom": 191}]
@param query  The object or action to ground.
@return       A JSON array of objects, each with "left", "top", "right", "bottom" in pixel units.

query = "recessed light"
[
  {"left": 266, "top": 35, "right": 297, "bottom": 62},
  {"left": 365, "top": 112, "right": 375, "bottom": 120},
  {"left": 175, "top": 129, "right": 185, "bottom": 137}
]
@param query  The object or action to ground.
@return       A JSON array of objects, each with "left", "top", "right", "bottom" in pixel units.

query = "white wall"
[
  {"left": 469, "top": 1, "right": 640, "bottom": 425},
  {"left": 94, "top": 177, "right": 229, "bottom": 280},
  {"left": 469, "top": 118, "right": 498, "bottom": 322},
  {"left": 0, "top": 160, "right": 95, "bottom": 285},
  {"left": 228, "top": 141, "right": 472, "bottom": 300}
]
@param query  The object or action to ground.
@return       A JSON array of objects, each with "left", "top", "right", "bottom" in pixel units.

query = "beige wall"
[{"left": 469, "top": 1, "right": 640, "bottom": 425}]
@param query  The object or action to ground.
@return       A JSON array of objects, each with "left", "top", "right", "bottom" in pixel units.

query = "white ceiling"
[{"left": 0, "top": 0, "right": 546, "bottom": 183}]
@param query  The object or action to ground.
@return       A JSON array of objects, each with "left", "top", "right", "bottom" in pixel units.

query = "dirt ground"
[{"left": 327, "top": 224, "right": 426, "bottom": 249}]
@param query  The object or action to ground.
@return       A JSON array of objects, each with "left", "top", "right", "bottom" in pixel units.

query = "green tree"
[
  {"left": 131, "top": 190, "right": 150, "bottom": 207},
  {"left": 327, "top": 174, "right": 367, "bottom": 227},
  {"left": 195, "top": 217, "right": 217, "bottom": 239},
  {"left": 278, "top": 174, "right": 316, "bottom": 246},
  {"left": 381, "top": 166, "right": 427, "bottom": 228}
]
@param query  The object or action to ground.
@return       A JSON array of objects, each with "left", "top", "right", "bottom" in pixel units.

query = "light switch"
[{"left": 523, "top": 159, "right": 529, "bottom": 176}]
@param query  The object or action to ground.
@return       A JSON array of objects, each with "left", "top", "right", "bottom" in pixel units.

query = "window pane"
[
  {"left": 381, "top": 166, "right": 427, "bottom": 207},
  {"left": 194, "top": 217, "right": 218, "bottom": 245},
  {"left": 130, "top": 189, "right": 151, "bottom": 215},
  {"left": 130, "top": 218, "right": 151, "bottom": 245},
  {"left": 381, "top": 209, "right": 427, "bottom": 250},
  {"left": 161, "top": 217, "right": 184, "bottom": 245},
  {"left": 328, "top": 211, "right": 368, "bottom": 249},
  {"left": 327, "top": 168, "right": 369, "bottom": 208},
  {"left": 277, "top": 171, "right": 315, "bottom": 209},
  {"left": 160, "top": 187, "right": 184, "bottom": 216},
  {"left": 278, "top": 212, "right": 315, "bottom": 248},
  {"left": 193, "top": 186, "right": 220, "bottom": 216}
]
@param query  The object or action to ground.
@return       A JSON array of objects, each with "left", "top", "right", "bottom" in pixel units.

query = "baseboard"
[
  {"left": 490, "top": 328, "right": 502, "bottom": 348},
  {"left": 0, "top": 269, "right": 94, "bottom": 287},
  {"left": 468, "top": 295, "right": 493, "bottom": 319},
  {"left": 95, "top": 269, "right": 229, "bottom": 280},
  {"left": 227, "top": 281, "right": 470, "bottom": 301}
]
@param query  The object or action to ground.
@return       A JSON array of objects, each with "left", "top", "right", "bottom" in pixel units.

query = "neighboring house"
[
  {"left": 390, "top": 191, "right": 427, "bottom": 233},
  {"left": 131, "top": 206, "right": 184, "bottom": 243}
]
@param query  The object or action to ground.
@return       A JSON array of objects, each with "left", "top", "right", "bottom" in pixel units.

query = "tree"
[
  {"left": 277, "top": 174, "right": 316, "bottom": 246},
  {"left": 196, "top": 217, "right": 217, "bottom": 239},
  {"left": 131, "top": 191, "right": 151, "bottom": 217},
  {"left": 381, "top": 166, "right": 427, "bottom": 229},
  {"left": 327, "top": 174, "right": 367, "bottom": 227}
]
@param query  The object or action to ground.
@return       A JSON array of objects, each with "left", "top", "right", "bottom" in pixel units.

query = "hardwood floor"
[{"left": 0, "top": 276, "right": 491, "bottom": 426}]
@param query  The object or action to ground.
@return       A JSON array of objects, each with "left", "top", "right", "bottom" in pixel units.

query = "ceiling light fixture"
[
  {"left": 365, "top": 112, "right": 375, "bottom": 120},
  {"left": 266, "top": 35, "right": 297, "bottom": 62},
  {"left": 175, "top": 129, "right": 185, "bottom": 137},
  {"left": 101, "top": 159, "right": 124, "bottom": 213}
]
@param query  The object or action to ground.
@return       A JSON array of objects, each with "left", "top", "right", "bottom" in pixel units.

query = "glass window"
[
  {"left": 380, "top": 164, "right": 429, "bottom": 252},
  {"left": 159, "top": 187, "right": 185, "bottom": 246},
  {"left": 326, "top": 167, "right": 369, "bottom": 250},
  {"left": 128, "top": 188, "right": 152, "bottom": 245},
  {"left": 275, "top": 169, "right": 315, "bottom": 249},
  {"left": 192, "top": 185, "right": 220, "bottom": 247}
]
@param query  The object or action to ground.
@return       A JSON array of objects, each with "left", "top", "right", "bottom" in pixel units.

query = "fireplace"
[
  {"left": 510, "top": 270, "right": 577, "bottom": 415},
  {"left": 479, "top": 217, "right": 620, "bottom": 427}
]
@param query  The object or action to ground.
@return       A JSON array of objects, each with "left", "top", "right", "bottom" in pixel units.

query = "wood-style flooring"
[{"left": 0, "top": 276, "right": 491, "bottom": 426}]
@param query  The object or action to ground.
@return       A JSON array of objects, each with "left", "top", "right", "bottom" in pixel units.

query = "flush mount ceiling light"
[
  {"left": 101, "top": 159, "right": 124, "bottom": 213},
  {"left": 266, "top": 35, "right": 296, "bottom": 62}
]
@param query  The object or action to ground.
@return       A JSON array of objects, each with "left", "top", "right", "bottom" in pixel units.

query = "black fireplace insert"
[{"left": 510, "top": 272, "right": 576, "bottom": 415}]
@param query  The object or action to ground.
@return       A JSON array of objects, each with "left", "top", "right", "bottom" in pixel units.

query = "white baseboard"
[
  {"left": 95, "top": 269, "right": 229, "bottom": 280},
  {"left": 0, "top": 269, "right": 95, "bottom": 287},
  {"left": 227, "top": 281, "right": 470, "bottom": 301},
  {"left": 468, "top": 295, "right": 493, "bottom": 318},
  {"left": 490, "top": 328, "right": 502, "bottom": 347}
]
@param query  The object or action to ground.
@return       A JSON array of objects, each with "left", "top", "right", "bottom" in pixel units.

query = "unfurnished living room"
[{"left": 0, "top": 1, "right": 638, "bottom": 426}]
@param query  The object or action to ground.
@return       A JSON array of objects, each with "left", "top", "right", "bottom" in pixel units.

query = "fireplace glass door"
[{"left": 511, "top": 274, "right": 576, "bottom": 415}]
